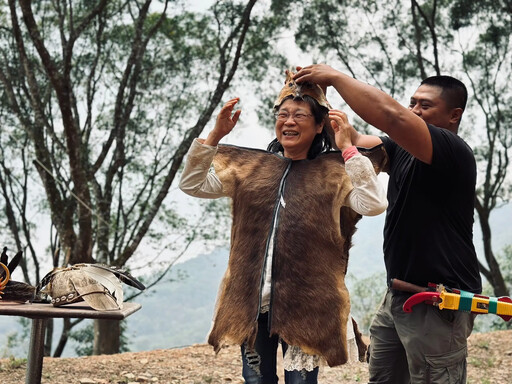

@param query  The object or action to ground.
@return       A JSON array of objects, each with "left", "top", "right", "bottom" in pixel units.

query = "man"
[{"left": 294, "top": 64, "right": 482, "bottom": 384}]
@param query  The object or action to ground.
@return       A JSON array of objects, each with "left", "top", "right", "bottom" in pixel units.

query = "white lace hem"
[
  {"left": 283, "top": 345, "right": 325, "bottom": 371},
  {"left": 259, "top": 308, "right": 362, "bottom": 371},
  {"left": 282, "top": 336, "right": 360, "bottom": 371}
]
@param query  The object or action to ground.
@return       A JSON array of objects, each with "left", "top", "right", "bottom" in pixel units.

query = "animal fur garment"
[{"left": 206, "top": 144, "right": 386, "bottom": 367}]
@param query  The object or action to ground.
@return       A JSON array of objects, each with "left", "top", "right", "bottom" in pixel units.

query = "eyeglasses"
[{"left": 274, "top": 111, "right": 313, "bottom": 122}]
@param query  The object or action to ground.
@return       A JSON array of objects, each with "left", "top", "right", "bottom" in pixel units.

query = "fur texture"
[
  {"left": 274, "top": 70, "right": 330, "bottom": 109},
  {"left": 207, "top": 144, "right": 385, "bottom": 367}
]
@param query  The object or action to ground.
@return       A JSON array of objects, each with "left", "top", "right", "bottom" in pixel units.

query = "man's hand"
[{"left": 294, "top": 64, "right": 340, "bottom": 91}]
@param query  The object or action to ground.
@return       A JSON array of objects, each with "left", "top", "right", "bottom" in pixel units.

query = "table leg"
[{"left": 26, "top": 318, "right": 47, "bottom": 384}]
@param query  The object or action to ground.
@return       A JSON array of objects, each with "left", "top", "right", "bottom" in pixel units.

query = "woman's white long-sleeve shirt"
[
  {"left": 180, "top": 139, "right": 387, "bottom": 215},
  {"left": 179, "top": 139, "right": 387, "bottom": 368}
]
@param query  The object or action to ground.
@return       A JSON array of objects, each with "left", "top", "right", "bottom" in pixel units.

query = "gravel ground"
[{"left": 0, "top": 330, "right": 511, "bottom": 383}]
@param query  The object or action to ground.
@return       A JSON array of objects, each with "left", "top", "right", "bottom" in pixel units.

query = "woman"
[{"left": 179, "top": 75, "right": 387, "bottom": 384}]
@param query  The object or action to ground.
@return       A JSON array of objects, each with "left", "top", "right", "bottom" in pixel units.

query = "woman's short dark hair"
[{"left": 267, "top": 95, "right": 333, "bottom": 159}]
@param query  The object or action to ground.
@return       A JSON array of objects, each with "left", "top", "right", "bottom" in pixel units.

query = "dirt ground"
[{"left": 0, "top": 330, "right": 511, "bottom": 383}]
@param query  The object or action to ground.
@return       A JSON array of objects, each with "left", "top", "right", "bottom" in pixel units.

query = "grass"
[
  {"left": 468, "top": 356, "right": 496, "bottom": 368},
  {"left": 475, "top": 339, "right": 490, "bottom": 350},
  {"left": 0, "top": 356, "right": 26, "bottom": 371}
]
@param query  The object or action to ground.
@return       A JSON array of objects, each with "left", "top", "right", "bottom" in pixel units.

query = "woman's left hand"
[{"left": 329, "top": 109, "right": 355, "bottom": 152}]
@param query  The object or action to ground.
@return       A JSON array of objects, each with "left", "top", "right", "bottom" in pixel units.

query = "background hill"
[
  {"left": 126, "top": 202, "right": 512, "bottom": 353},
  {"left": 0, "top": 204, "right": 510, "bottom": 358}
]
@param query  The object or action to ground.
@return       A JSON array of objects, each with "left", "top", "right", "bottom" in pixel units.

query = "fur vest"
[{"left": 207, "top": 144, "right": 386, "bottom": 367}]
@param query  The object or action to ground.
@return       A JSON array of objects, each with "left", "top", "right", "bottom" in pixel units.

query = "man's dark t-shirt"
[{"left": 381, "top": 124, "right": 482, "bottom": 293}]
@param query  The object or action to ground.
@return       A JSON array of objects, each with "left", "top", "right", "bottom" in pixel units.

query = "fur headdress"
[{"left": 273, "top": 69, "right": 331, "bottom": 109}]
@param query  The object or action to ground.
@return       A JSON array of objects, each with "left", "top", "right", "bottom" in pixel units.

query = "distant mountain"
[
  {"left": 126, "top": 249, "right": 228, "bottom": 352},
  {"left": 124, "top": 202, "right": 511, "bottom": 351},
  {"left": 125, "top": 203, "right": 512, "bottom": 350},
  {"left": 1, "top": 204, "right": 510, "bottom": 357}
]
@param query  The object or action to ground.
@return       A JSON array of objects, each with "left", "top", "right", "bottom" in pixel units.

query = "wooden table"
[{"left": 0, "top": 301, "right": 141, "bottom": 384}]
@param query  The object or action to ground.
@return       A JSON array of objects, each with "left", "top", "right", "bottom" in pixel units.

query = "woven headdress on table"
[
  {"left": 37, "top": 263, "right": 145, "bottom": 311},
  {"left": 273, "top": 69, "right": 331, "bottom": 109}
]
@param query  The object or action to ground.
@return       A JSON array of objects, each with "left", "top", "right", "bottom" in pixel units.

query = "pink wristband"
[{"left": 342, "top": 145, "right": 359, "bottom": 161}]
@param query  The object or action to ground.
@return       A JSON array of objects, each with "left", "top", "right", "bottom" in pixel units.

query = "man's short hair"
[{"left": 421, "top": 75, "right": 468, "bottom": 111}]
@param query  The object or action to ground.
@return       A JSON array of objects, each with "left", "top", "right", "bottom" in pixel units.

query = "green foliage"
[
  {"left": 154, "top": 11, "right": 217, "bottom": 76},
  {"left": 0, "top": 356, "right": 26, "bottom": 371},
  {"left": 1, "top": 0, "right": 510, "bottom": 358},
  {"left": 282, "top": 0, "right": 512, "bottom": 300},
  {"left": 347, "top": 271, "right": 387, "bottom": 333},
  {"left": 460, "top": 3, "right": 512, "bottom": 215},
  {"left": 295, "top": 0, "right": 349, "bottom": 53},
  {"left": 292, "top": 0, "right": 428, "bottom": 97},
  {"left": 488, "top": 245, "right": 512, "bottom": 330},
  {"left": 449, "top": 0, "right": 510, "bottom": 30},
  {"left": 69, "top": 323, "right": 94, "bottom": 356},
  {"left": 69, "top": 319, "right": 130, "bottom": 356},
  {"left": 472, "top": 244, "right": 512, "bottom": 331},
  {"left": 0, "top": 0, "right": 288, "bottom": 356},
  {"left": 2, "top": 318, "right": 31, "bottom": 357}
]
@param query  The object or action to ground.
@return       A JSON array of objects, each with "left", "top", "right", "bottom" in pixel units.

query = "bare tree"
[
  {"left": 0, "top": 0, "right": 262, "bottom": 355},
  {"left": 291, "top": 0, "right": 512, "bottom": 296},
  {"left": 456, "top": 0, "right": 512, "bottom": 296}
]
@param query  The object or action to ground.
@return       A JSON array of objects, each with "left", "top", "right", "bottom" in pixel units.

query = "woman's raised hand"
[
  {"left": 204, "top": 98, "right": 241, "bottom": 146},
  {"left": 328, "top": 109, "right": 356, "bottom": 152}
]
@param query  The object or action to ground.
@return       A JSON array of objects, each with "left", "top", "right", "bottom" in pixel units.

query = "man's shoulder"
[
  {"left": 428, "top": 124, "right": 472, "bottom": 149},
  {"left": 428, "top": 124, "right": 475, "bottom": 160},
  {"left": 426, "top": 125, "right": 477, "bottom": 179}
]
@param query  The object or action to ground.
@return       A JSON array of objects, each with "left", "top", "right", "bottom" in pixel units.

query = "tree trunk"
[
  {"left": 44, "top": 318, "right": 53, "bottom": 357},
  {"left": 93, "top": 319, "right": 120, "bottom": 355},
  {"left": 476, "top": 205, "right": 510, "bottom": 297}
]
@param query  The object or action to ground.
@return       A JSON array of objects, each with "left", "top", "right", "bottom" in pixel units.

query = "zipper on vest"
[{"left": 256, "top": 160, "right": 292, "bottom": 329}]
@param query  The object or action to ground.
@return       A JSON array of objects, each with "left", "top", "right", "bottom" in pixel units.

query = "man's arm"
[
  {"left": 328, "top": 109, "right": 383, "bottom": 149},
  {"left": 295, "top": 65, "right": 433, "bottom": 164},
  {"left": 352, "top": 132, "right": 384, "bottom": 149}
]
